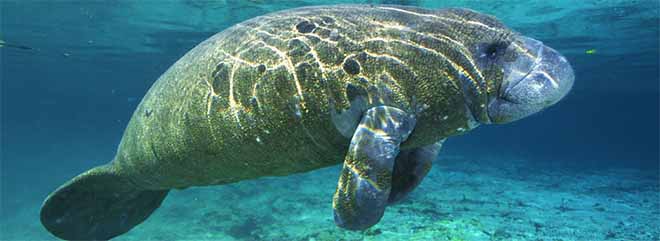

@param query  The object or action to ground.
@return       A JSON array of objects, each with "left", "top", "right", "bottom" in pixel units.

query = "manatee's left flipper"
[
  {"left": 388, "top": 139, "right": 445, "bottom": 204},
  {"left": 333, "top": 106, "right": 416, "bottom": 230}
]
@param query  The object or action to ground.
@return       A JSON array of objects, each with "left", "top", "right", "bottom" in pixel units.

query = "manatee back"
[{"left": 111, "top": 5, "right": 482, "bottom": 189}]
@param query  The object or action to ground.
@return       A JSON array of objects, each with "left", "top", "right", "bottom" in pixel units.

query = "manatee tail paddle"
[{"left": 40, "top": 164, "right": 169, "bottom": 240}]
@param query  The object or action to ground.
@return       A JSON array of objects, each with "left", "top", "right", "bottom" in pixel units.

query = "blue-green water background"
[{"left": 1, "top": 0, "right": 658, "bottom": 239}]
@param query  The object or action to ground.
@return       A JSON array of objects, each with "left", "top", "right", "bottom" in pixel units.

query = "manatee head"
[
  {"left": 483, "top": 36, "right": 574, "bottom": 124},
  {"left": 446, "top": 9, "right": 574, "bottom": 124}
]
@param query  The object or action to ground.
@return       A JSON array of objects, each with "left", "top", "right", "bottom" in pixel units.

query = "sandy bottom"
[{"left": 2, "top": 156, "right": 658, "bottom": 241}]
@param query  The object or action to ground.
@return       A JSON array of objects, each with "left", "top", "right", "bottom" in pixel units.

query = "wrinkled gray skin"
[{"left": 488, "top": 36, "right": 574, "bottom": 123}]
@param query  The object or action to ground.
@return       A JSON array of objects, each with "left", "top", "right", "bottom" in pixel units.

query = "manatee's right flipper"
[
  {"left": 333, "top": 106, "right": 416, "bottom": 230},
  {"left": 40, "top": 165, "right": 169, "bottom": 240},
  {"left": 388, "top": 140, "right": 445, "bottom": 204}
]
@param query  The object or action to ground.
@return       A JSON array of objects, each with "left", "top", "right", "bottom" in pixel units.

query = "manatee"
[{"left": 40, "top": 4, "right": 574, "bottom": 240}]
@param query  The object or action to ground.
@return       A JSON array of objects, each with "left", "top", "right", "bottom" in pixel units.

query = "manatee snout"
[{"left": 488, "top": 36, "right": 574, "bottom": 123}]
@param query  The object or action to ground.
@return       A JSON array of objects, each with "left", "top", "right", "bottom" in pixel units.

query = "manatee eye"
[
  {"left": 483, "top": 41, "right": 508, "bottom": 59},
  {"left": 475, "top": 41, "right": 511, "bottom": 69}
]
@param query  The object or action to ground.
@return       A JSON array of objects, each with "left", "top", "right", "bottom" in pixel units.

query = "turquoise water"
[{"left": 1, "top": 1, "right": 658, "bottom": 240}]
